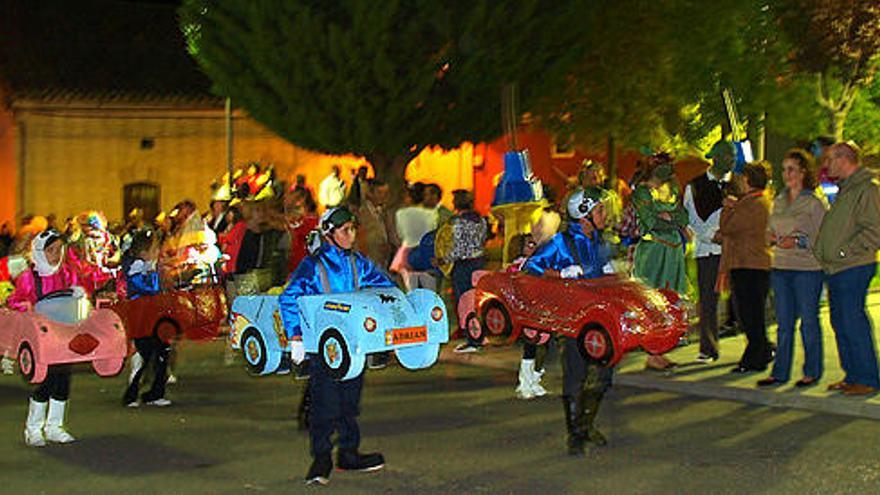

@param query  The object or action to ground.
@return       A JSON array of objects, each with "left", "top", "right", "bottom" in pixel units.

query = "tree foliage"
[
  {"left": 778, "top": 0, "right": 880, "bottom": 140},
  {"left": 180, "top": 0, "right": 587, "bottom": 189}
]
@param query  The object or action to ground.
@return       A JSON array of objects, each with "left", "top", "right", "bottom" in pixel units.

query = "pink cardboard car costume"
[{"left": 3, "top": 270, "right": 127, "bottom": 384}]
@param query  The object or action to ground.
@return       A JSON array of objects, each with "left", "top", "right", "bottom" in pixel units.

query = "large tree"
[
  {"left": 180, "top": 0, "right": 587, "bottom": 195},
  {"left": 778, "top": 0, "right": 880, "bottom": 141}
]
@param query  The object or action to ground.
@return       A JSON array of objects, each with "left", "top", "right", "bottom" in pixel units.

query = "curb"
[{"left": 439, "top": 348, "right": 880, "bottom": 421}]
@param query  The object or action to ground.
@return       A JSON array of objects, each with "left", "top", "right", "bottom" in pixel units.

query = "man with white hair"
[{"left": 814, "top": 142, "right": 880, "bottom": 395}]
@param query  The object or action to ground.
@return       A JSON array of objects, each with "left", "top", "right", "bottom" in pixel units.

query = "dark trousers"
[
  {"left": 33, "top": 365, "right": 71, "bottom": 402},
  {"left": 309, "top": 356, "right": 363, "bottom": 458},
  {"left": 730, "top": 268, "right": 772, "bottom": 369},
  {"left": 452, "top": 257, "right": 486, "bottom": 346},
  {"left": 696, "top": 255, "right": 721, "bottom": 357},
  {"left": 827, "top": 263, "right": 880, "bottom": 388},
  {"left": 560, "top": 337, "right": 613, "bottom": 398},
  {"left": 124, "top": 336, "right": 170, "bottom": 404}
]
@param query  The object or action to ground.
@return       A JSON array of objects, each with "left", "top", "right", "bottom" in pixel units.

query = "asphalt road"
[{"left": 2, "top": 340, "right": 879, "bottom": 494}]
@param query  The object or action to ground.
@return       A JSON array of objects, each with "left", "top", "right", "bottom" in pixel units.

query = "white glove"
[
  {"left": 71, "top": 286, "right": 86, "bottom": 299},
  {"left": 560, "top": 265, "right": 584, "bottom": 279},
  {"left": 602, "top": 262, "right": 615, "bottom": 275},
  {"left": 289, "top": 340, "right": 306, "bottom": 365}
]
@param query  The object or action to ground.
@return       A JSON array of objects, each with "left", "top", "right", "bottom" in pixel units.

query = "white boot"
[
  {"left": 515, "top": 359, "right": 536, "bottom": 400},
  {"left": 530, "top": 367, "right": 548, "bottom": 397},
  {"left": 24, "top": 399, "right": 47, "bottom": 447},
  {"left": 128, "top": 352, "right": 144, "bottom": 384},
  {"left": 44, "top": 399, "right": 75, "bottom": 443}
]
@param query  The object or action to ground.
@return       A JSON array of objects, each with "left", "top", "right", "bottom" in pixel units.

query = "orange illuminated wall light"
[{"left": 0, "top": 102, "right": 16, "bottom": 227}]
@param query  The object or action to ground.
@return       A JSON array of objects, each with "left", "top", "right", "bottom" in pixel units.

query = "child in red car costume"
[
  {"left": 8, "top": 230, "right": 85, "bottom": 447},
  {"left": 523, "top": 187, "right": 615, "bottom": 456}
]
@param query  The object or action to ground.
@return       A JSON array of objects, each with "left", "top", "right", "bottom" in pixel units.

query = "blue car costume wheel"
[
  {"left": 395, "top": 344, "right": 440, "bottom": 370},
  {"left": 319, "top": 328, "right": 354, "bottom": 380},
  {"left": 241, "top": 328, "right": 268, "bottom": 375}
]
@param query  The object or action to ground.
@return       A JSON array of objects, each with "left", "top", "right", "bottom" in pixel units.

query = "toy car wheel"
[
  {"left": 578, "top": 325, "right": 614, "bottom": 365},
  {"left": 464, "top": 312, "right": 482, "bottom": 342},
  {"left": 241, "top": 328, "right": 268, "bottom": 375},
  {"left": 18, "top": 343, "right": 35, "bottom": 382},
  {"left": 318, "top": 328, "right": 351, "bottom": 380},
  {"left": 481, "top": 301, "right": 511, "bottom": 338},
  {"left": 154, "top": 320, "right": 180, "bottom": 344}
]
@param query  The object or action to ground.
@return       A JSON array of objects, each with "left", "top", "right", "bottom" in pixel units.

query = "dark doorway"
[{"left": 123, "top": 182, "right": 160, "bottom": 223}]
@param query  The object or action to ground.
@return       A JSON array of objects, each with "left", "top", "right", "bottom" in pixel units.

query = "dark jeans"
[
  {"left": 308, "top": 355, "right": 364, "bottom": 458},
  {"left": 33, "top": 365, "right": 71, "bottom": 402},
  {"left": 452, "top": 257, "right": 486, "bottom": 346},
  {"left": 560, "top": 337, "right": 613, "bottom": 398},
  {"left": 770, "top": 269, "right": 824, "bottom": 382},
  {"left": 730, "top": 268, "right": 772, "bottom": 369},
  {"left": 124, "top": 336, "right": 170, "bottom": 404},
  {"left": 696, "top": 255, "right": 721, "bottom": 357},
  {"left": 827, "top": 263, "right": 880, "bottom": 388}
]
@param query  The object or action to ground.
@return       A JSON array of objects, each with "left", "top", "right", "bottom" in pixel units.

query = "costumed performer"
[
  {"left": 121, "top": 229, "right": 172, "bottom": 407},
  {"left": 507, "top": 233, "right": 549, "bottom": 399},
  {"left": 8, "top": 230, "right": 85, "bottom": 447},
  {"left": 524, "top": 187, "right": 615, "bottom": 456},
  {"left": 279, "top": 206, "right": 395, "bottom": 485}
]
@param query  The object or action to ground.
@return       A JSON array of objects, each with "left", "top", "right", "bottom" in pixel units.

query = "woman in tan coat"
[{"left": 716, "top": 161, "right": 774, "bottom": 373}]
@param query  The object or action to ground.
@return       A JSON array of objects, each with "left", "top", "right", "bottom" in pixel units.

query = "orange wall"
[{"left": 0, "top": 101, "right": 15, "bottom": 227}]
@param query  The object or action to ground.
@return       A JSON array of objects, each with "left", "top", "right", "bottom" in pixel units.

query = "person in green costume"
[{"left": 631, "top": 153, "right": 689, "bottom": 369}]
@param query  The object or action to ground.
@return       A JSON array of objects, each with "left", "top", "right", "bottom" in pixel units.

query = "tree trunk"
[
  {"left": 366, "top": 151, "right": 415, "bottom": 208},
  {"left": 606, "top": 134, "right": 618, "bottom": 187}
]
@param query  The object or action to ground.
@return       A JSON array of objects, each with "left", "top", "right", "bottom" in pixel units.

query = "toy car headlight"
[
  {"left": 620, "top": 311, "right": 643, "bottom": 334},
  {"left": 364, "top": 317, "right": 377, "bottom": 332},
  {"left": 431, "top": 306, "right": 444, "bottom": 322}
]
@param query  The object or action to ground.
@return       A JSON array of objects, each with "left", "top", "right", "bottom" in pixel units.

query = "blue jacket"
[
  {"left": 122, "top": 257, "right": 161, "bottom": 300},
  {"left": 523, "top": 222, "right": 610, "bottom": 279},
  {"left": 279, "top": 241, "right": 396, "bottom": 338}
]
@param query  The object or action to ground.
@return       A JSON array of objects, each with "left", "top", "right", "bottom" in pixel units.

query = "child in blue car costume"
[
  {"left": 524, "top": 187, "right": 615, "bottom": 456},
  {"left": 279, "top": 206, "right": 396, "bottom": 486}
]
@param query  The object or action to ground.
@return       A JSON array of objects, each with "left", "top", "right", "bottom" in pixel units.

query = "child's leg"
[
  {"left": 123, "top": 338, "right": 152, "bottom": 405},
  {"left": 143, "top": 337, "right": 170, "bottom": 402}
]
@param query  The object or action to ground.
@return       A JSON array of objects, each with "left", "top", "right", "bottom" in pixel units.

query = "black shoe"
[
  {"left": 305, "top": 454, "right": 332, "bottom": 485},
  {"left": 756, "top": 377, "right": 783, "bottom": 387},
  {"left": 367, "top": 352, "right": 389, "bottom": 370},
  {"left": 336, "top": 449, "right": 385, "bottom": 472},
  {"left": 294, "top": 359, "right": 311, "bottom": 381}
]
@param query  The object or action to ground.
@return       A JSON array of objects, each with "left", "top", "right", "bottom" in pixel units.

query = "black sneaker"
[
  {"left": 305, "top": 454, "right": 332, "bottom": 485},
  {"left": 336, "top": 449, "right": 385, "bottom": 472}
]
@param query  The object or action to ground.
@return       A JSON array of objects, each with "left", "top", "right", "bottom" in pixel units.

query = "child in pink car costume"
[{"left": 8, "top": 230, "right": 85, "bottom": 447}]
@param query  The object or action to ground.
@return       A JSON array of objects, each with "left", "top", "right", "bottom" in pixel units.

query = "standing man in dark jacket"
[{"left": 814, "top": 142, "right": 880, "bottom": 395}]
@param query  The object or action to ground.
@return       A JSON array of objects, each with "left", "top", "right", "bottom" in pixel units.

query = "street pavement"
[
  {"left": 444, "top": 291, "right": 880, "bottom": 420},
  {"left": 1, "top": 293, "right": 880, "bottom": 493}
]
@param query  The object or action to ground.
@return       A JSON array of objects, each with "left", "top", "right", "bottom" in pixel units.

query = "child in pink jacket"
[{"left": 8, "top": 230, "right": 85, "bottom": 447}]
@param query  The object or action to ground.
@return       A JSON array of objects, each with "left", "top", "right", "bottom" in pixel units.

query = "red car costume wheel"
[
  {"left": 578, "top": 325, "right": 614, "bottom": 365},
  {"left": 481, "top": 301, "right": 511, "bottom": 338},
  {"left": 319, "top": 328, "right": 351, "bottom": 381},
  {"left": 154, "top": 320, "right": 180, "bottom": 344},
  {"left": 18, "top": 343, "right": 35, "bottom": 382},
  {"left": 464, "top": 312, "right": 482, "bottom": 342}
]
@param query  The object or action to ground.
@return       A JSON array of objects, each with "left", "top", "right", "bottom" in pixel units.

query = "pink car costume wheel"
[
  {"left": 18, "top": 343, "right": 35, "bottom": 382},
  {"left": 578, "top": 325, "right": 614, "bottom": 366},
  {"left": 480, "top": 301, "right": 511, "bottom": 339},
  {"left": 318, "top": 328, "right": 351, "bottom": 381}
]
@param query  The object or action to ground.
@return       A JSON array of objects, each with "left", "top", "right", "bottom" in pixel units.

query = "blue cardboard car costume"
[
  {"left": 277, "top": 206, "right": 447, "bottom": 485},
  {"left": 523, "top": 187, "right": 615, "bottom": 457}
]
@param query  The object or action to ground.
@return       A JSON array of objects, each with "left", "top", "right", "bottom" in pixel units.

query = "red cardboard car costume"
[{"left": 474, "top": 272, "right": 688, "bottom": 366}]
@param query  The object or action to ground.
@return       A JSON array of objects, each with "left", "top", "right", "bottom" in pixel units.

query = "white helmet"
[
  {"left": 31, "top": 229, "right": 64, "bottom": 277},
  {"left": 567, "top": 188, "right": 603, "bottom": 220}
]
